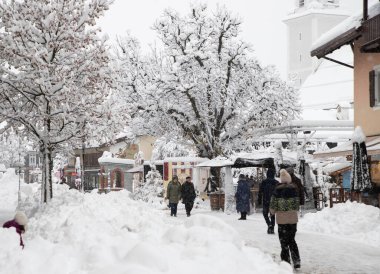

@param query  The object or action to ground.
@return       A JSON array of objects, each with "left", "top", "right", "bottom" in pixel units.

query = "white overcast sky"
[{"left": 98, "top": 0, "right": 295, "bottom": 79}]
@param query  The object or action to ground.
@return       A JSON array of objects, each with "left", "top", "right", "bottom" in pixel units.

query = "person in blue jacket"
[{"left": 235, "top": 174, "right": 250, "bottom": 220}]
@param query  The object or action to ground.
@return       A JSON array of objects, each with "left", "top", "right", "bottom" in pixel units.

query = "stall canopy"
[{"left": 196, "top": 151, "right": 297, "bottom": 168}]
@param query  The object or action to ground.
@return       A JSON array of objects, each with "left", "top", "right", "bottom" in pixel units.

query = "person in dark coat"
[
  {"left": 2, "top": 211, "right": 28, "bottom": 248},
  {"left": 286, "top": 167, "right": 305, "bottom": 206},
  {"left": 270, "top": 169, "right": 301, "bottom": 269},
  {"left": 166, "top": 175, "right": 182, "bottom": 217},
  {"left": 258, "top": 168, "right": 279, "bottom": 234},
  {"left": 181, "top": 176, "right": 196, "bottom": 217},
  {"left": 235, "top": 174, "right": 250, "bottom": 220}
]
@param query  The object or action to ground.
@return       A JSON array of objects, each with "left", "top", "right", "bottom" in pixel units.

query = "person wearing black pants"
[
  {"left": 278, "top": 224, "right": 300, "bottom": 265},
  {"left": 258, "top": 168, "right": 278, "bottom": 234},
  {"left": 270, "top": 169, "right": 301, "bottom": 269},
  {"left": 181, "top": 176, "right": 196, "bottom": 217}
]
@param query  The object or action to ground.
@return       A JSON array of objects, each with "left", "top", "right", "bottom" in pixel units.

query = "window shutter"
[{"left": 369, "top": 70, "right": 375, "bottom": 107}]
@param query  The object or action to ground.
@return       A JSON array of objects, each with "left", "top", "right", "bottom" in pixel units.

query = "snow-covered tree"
[
  {"left": 0, "top": 0, "right": 115, "bottom": 202},
  {"left": 151, "top": 136, "right": 196, "bottom": 160},
  {"left": 0, "top": 126, "right": 29, "bottom": 167},
  {"left": 133, "top": 168, "right": 164, "bottom": 207},
  {"left": 117, "top": 4, "right": 300, "bottom": 159}
]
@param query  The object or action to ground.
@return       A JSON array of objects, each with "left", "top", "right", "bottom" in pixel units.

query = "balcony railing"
[{"left": 362, "top": 13, "right": 380, "bottom": 52}]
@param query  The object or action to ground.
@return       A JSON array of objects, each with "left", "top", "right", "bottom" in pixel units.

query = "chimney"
[{"left": 363, "top": 0, "right": 368, "bottom": 21}]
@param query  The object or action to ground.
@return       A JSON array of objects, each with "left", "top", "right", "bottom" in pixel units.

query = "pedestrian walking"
[
  {"left": 286, "top": 167, "right": 305, "bottom": 206},
  {"left": 235, "top": 174, "right": 250, "bottom": 220},
  {"left": 181, "top": 176, "right": 196, "bottom": 217},
  {"left": 270, "top": 169, "right": 301, "bottom": 269},
  {"left": 166, "top": 175, "right": 182, "bottom": 217},
  {"left": 258, "top": 168, "right": 279, "bottom": 234},
  {"left": 2, "top": 211, "right": 28, "bottom": 248}
]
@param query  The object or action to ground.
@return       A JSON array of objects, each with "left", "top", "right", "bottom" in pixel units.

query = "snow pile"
[
  {"left": 0, "top": 185, "right": 292, "bottom": 274},
  {"left": 0, "top": 168, "right": 19, "bottom": 211},
  {"left": 299, "top": 201, "right": 380, "bottom": 247}
]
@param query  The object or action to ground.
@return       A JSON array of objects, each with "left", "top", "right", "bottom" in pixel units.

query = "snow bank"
[
  {"left": 299, "top": 201, "right": 380, "bottom": 247},
  {"left": 0, "top": 184, "right": 292, "bottom": 274},
  {"left": 0, "top": 169, "right": 19, "bottom": 211}
]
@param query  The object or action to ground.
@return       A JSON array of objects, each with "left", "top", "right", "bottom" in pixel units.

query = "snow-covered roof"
[
  {"left": 323, "top": 162, "right": 351, "bottom": 174},
  {"left": 126, "top": 165, "right": 144, "bottom": 173},
  {"left": 98, "top": 157, "right": 135, "bottom": 165},
  {"left": 196, "top": 157, "right": 234, "bottom": 167},
  {"left": 196, "top": 150, "right": 298, "bottom": 168},
  {"left": 143, "top": 160, "right": 164, "bottom": 165},
  {"left": 312, "top": 0, "right": 380, "bottom": 51},
  {"left": 314, "top": 135, "right": 380, "bottom": 158},
  {"left": 163, "top": 157, "right": 209, "bottom": 163},
  {"left": 300, "top": 47, "right": 353, "bottom": 120}
]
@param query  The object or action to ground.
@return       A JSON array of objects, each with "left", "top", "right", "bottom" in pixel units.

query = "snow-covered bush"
[{"left": 133, "top": 168, "right": 165, "bottom": 208}]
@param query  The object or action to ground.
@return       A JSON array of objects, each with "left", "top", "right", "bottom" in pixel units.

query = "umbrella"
[{"left": 350, "top": 127, "right": 372, "bottom": 192}]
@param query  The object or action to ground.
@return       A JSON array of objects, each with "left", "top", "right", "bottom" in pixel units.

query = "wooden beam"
[{"left": 322, "top": 56, "right": 354, "bottom": 69}]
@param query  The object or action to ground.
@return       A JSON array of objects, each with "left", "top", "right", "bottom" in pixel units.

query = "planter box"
[{"left": 210, "top": 193, "right": 225, "bottom": 211}]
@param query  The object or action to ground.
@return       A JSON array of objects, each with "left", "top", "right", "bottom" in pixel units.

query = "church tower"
[{"left": 284, "top": 0, "right": 349, "bottom": 88}]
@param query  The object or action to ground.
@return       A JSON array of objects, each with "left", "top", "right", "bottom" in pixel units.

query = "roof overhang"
[
  {"left": 311, "top": 27, "right": 361, "bottom": 59},
  {"left": 313, "top": 136, "right": 380, "bottom": 159}
]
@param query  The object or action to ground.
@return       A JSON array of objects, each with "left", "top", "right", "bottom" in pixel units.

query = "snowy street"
[
  {"left": 204, "top": 212, "right": 380, "bottom": 274},
  {"left": 2, "top": 0, "right": 380, "bottom": 273},
  {"left": 1, "top": 170, "right": 380, "bottom": 274}
]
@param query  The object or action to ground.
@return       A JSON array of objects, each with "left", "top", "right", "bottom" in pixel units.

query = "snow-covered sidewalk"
[{"left": 204, "top": 211, "right": 380, "bottom": 274}]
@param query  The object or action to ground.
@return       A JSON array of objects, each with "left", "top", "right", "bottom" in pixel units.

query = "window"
[
  {"left": 299, "top": 0, "right": 305, "bottom": 7},
  {"left": 114, "top": 170, "right": 122, "bottom": 188},
  {"left": 29, "top": 154, "right": 36, "bottom": 166},
  {"left": 369, "top": 66, "right": 380, "bottom": 107},
  {"left": 299, "top": 54, "right": 302, "bottom": 62},
  {"left": 299, "top": 33, "right": 302, "bottom": 40}
]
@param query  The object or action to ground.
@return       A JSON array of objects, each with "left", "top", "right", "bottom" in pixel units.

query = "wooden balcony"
[{"left": 361, "top": 13, "right": 380, "bottom": 52}]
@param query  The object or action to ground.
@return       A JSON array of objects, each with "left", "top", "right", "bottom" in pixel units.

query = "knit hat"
[
  {"left": 14, "top": 211, "right": 28, "bottom": 232},
  {"left": 279, "top": 169, "right": 292, "bottom": 184}
]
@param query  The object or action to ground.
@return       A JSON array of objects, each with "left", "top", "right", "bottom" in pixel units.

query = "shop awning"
[
  {"left": 196, "top": 151, "right": 298, "bottom": 168},
  {"left": 313, "top": 136, "right": 380, "bottom": 159}
]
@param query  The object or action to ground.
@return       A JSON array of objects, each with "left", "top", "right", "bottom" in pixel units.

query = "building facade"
[
  {"left": 23, "top": 151, "right": 43, "bottom": 184},
  {"left": 284, "top": 0, "right": 348, "bottom": 88},
  {"left": 311, "top": 0, "right": 380, "bottom": 204}
]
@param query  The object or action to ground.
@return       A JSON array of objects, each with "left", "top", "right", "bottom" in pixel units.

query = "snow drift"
[
  {"left": 299, "top": 201, "right": 380, "bottom": 247},
  {"left": 0, "top": 184, "right": 292, "bottom": 274}
]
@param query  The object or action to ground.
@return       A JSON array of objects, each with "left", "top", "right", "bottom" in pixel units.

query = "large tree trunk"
[{"left": 41, "top": 142, "right": 53, "bottom": 203}]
